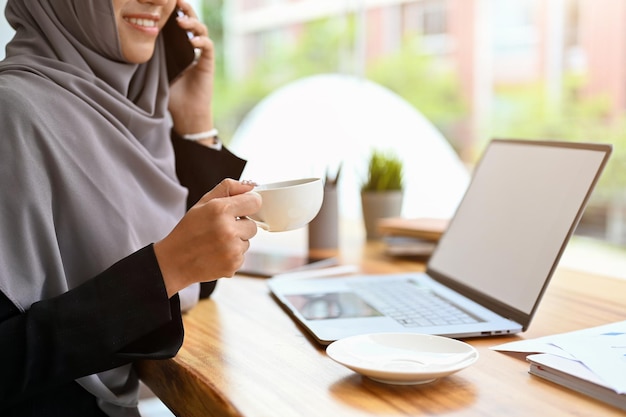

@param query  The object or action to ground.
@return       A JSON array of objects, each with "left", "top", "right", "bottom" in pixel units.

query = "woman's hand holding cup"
[{"left": 154, "top": 179, "right": 262, "bottom": 298}]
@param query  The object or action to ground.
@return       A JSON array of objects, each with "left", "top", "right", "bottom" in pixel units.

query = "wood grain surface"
[{"left": 137, "top": 242, "right": 626, "bottom": 417}]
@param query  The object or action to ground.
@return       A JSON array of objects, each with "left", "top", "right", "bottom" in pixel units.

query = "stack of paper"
[{"left": 491, "top": 321, "right": 626, "bottom": 411}]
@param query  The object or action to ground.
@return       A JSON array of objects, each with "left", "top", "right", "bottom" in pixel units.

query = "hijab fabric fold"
[{"left": 0, "top": 1, "right": 186, "bottom": 414}]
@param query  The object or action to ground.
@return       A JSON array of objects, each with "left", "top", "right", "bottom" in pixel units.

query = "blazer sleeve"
[
  {"left": 171, "top": 131, "right": 247, "bottom": 209},
  {"left": 0, "top": 245, "right": 182, "bottom": 408}
]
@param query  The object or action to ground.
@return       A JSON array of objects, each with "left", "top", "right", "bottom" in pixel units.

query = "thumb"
[{"left": 198, "top": 179, "right": 257, "bottom": 203}]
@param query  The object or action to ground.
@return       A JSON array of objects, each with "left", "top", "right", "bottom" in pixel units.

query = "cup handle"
[{"left": 253, "top": 220, "right": 270, "bottom": 231}]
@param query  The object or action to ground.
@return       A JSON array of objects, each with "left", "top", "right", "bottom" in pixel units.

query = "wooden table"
[{"left": 137, "top": 241, "right": 626, "bottom": 417}]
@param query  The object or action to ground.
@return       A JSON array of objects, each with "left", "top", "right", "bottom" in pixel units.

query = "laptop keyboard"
[{"left": 349, "top": 280, "right": 481, "bottom": 327}]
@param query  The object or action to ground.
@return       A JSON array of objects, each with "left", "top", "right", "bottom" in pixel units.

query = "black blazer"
[{"left": 0, "top": 133, "right": 246, "bottom": 415}]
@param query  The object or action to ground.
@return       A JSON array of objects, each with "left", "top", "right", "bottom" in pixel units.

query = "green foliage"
[
  {"left": 201, "top": 0, "right": 225, "bottom": 73},
  {"left": 212, "top": 74, "right": 275, "bottom": 144},
  {"left": 361, "top": 149, "right": 405, "bottom": 192},
  {"left": 490, "top": 74, "right": 626, "bottom": 200},
  {"left": 202, "top": 2, "right": 463, "bottom": 149},
  {"left": 366, "top": 36, "right": 465, "bottom": 143},
  {"left": 210, "top": 17, "right": 352, "bottom": 142}
]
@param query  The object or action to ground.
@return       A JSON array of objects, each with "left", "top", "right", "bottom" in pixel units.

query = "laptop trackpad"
[{"left": 285, "top": 292, "right": 382, "bottom": 320}]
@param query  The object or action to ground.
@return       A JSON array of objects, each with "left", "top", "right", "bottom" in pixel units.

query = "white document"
[
  {"left": 527, "top": 353, "right": 626, "bottom": 411},
  {"left": 491, "top": 321, "right": 626, "bottom": 394}
]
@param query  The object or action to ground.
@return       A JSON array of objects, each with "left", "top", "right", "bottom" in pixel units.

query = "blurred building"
[{"left": 222, "top": 0, "right": 626, "bottom": 159}]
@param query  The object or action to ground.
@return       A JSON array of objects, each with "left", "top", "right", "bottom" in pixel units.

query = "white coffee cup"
[{"left": 250, "top": 178, "right": 324, "bottom": 232}]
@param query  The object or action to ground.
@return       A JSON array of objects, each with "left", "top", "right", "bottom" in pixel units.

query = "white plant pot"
[{"left": 361, "top": 190, "right": 404, "bottom": 240}]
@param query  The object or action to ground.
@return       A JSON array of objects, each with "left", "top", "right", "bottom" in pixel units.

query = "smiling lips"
[{"left": 125, "top": 17, "right": 158, "bottom": 28}]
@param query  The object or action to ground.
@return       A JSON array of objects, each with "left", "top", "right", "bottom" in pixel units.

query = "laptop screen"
[{"left": 427, "top": 140, "right": 611, "bottom": 318}]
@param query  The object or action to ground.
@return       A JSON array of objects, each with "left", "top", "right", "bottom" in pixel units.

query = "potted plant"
[{"left": 361, "top": 149, "right": 405, "bottom": 239}]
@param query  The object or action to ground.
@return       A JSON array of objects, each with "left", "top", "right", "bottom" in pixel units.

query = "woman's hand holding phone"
[{"left": 166, "top": 0, "right": 217, "bottom": 139}]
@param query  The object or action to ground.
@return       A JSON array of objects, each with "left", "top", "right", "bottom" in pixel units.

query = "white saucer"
[{"left": 326, "top": 333, "right": 478, "bottom": 385}]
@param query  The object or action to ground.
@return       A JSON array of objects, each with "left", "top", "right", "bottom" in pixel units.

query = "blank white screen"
[{"left": 428, "top": 141, "right": 607, "bottom": 314}]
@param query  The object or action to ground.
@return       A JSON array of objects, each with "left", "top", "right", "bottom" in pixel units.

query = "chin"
[{"left": 123, "top": 46, "right": 157, "bottom": 64}]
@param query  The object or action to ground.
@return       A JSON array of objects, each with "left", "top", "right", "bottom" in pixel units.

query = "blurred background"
[
  {"left": 208, "top": 0, "right": 626, "bottom": 244},
  {"left": 2, "top": 0, "right": 626, "bottom": 275},
  {"left": 2, "top": 2, "right": 624, "bottom": 414}
]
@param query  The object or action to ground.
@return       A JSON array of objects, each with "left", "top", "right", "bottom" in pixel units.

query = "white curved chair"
[{"left": 230, "top": 73, "right": 469, "bottom": 221}]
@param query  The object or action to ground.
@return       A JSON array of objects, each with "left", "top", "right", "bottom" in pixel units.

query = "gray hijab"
[{"left": 0, "top": 0, "right": 186, "bottom": 415}]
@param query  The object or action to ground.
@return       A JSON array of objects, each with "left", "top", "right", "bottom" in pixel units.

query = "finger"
[
  {"left": 223, "top": 238, "right": 251, "bottom": 277},
  {"left": 189, "top": 35, "right": 213, "bottom": 57},
  {"left": 211, "top": 192, "right": 261, "bottom": 224},
  {"left": 198, "top": 179, "right": 256, "bottom": 203},
  {"left": 176, "top": 0, "right": 197, "bottom": 19},
  {"left": 231, "top": 191, "right": 263, "bottom": 217},
  {"left": 241, "top": 237, "right": 251, "bottom": 251},
  {"left": 226, "top": 180, "right": 259, "bottom": 198},
  {"left": 237, "top": 216, "right": 259, "bottom": 241},
  {"left": 176, "top": 13, "right": 208, "bottom": 38}
]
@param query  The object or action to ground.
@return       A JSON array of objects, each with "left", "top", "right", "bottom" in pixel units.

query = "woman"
[{"left": 0, "top": 0, "right": 261, "bottom": 415}]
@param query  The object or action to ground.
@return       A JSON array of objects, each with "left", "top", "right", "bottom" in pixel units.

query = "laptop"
[{"left": 268, "top": 139, "right": 612, "bottom": 345}]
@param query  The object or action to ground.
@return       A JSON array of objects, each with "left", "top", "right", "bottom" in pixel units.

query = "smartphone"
[
  {"left": 238, "top": 251, "right": 339, "bottom": 278},
  {"left": 162, "top": 8, "right": 198, "bottom": 82}
]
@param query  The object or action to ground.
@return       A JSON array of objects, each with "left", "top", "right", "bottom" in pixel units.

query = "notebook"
[{"left": 268, "top": 139, "right": 612, "bottom": 345}]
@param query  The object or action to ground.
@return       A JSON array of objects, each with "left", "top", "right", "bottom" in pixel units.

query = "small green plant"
[{"left": 361, "top": 149, "right": 405, "bottom": 192}]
